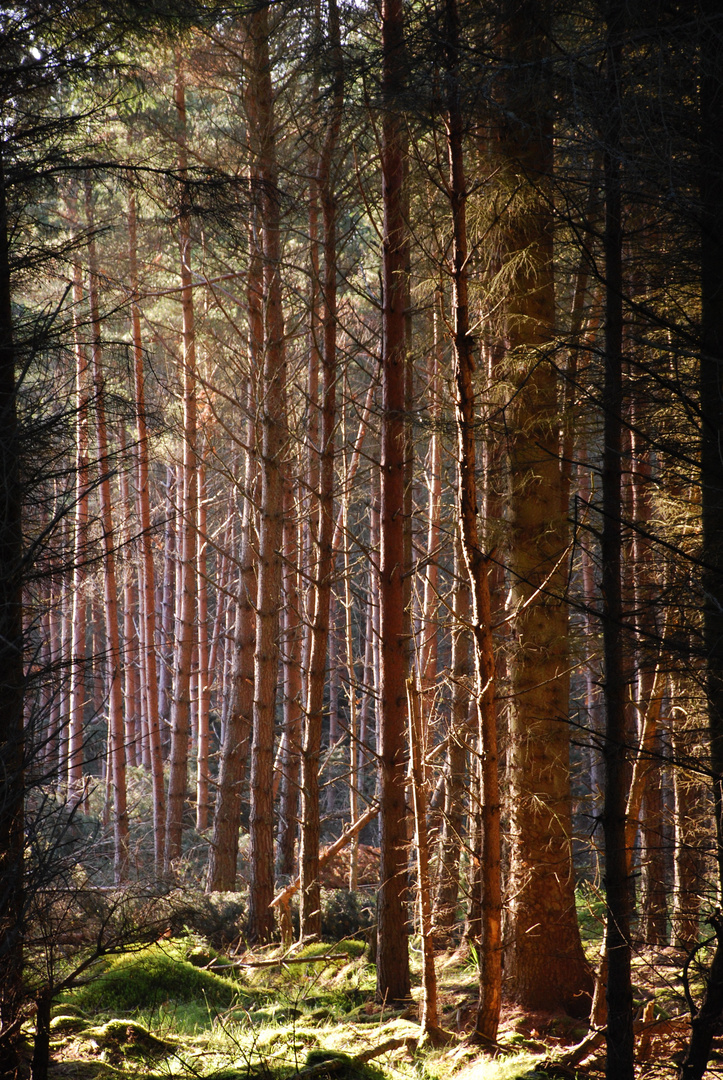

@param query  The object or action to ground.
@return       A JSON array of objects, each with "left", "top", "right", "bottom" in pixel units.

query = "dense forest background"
[{"left": 1, "top": 1, "right": 722, "bottom": 1078}]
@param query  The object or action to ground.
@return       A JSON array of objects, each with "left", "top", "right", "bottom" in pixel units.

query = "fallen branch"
[
  {"left": 270, "top": 804, "right": 379, "bottom": 910},
  {"left": 292, "top": 1038, "right": 418, "bottom": 1079},
  {"left": 211, "top": 952, "right": 353, "bottom": 970}
]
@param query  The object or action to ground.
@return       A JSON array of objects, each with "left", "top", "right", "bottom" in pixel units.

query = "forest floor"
[{"left": 28, "top": 908, "right": 723, "bottom": 1080}]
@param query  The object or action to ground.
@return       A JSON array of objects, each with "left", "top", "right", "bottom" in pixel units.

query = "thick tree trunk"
[
  {"left": 376, "top": 0, "right": 411, "bottom": 1005},
  {"left": 502, "top": 0, "right": 592, "bottom": 1017}
]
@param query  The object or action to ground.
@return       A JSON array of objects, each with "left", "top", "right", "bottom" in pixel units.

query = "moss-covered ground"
[{"left": 27, "top": 898, "right": 712, "bottom": 1080}]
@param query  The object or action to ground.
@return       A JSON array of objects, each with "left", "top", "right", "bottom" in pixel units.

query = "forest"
[{"left": 0, "top": 0, "right": 722, "bottom": 1078}]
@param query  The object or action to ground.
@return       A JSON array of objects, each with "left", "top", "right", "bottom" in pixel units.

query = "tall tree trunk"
[
  {"left": 165, "top": 60, "right": 199, "bottom": 873},
  {"left": 300, "top": 0, "right": 343, "bottom": 940},
  {"left": 128, "top": 192, "right": 165, "bottom": 872},
  {"left": 502, "top": 0, "right": 592, "bottom": 1016},
  {"left": 601, "top": 3, "right": 634, "bottom": 1074},
  {"left": 678, "top": 2, "right": 723, "bottom": 1075},
  {"left": 196, "top": 439, "right": 211, "bottom": 832},
  {"left": 276, "top": 484, "right": 302, "bottom": 879},
  {"left": 0, "top": 151, "right": 25, "bottom": 1080},
  {"left": 207, "top": 223, "right": 261, "bottom": 892},
  {"left": 434, "top": 532, "right": 471, "bottom": 938},
  {"left": 68, "top": 252, "right": 89, "bottom": 809},
  {"left": 246, "top": 5, "right": 287, "bottom": 942},
  {"left": 118, "top": 425, "right": 140, "bottom": 770},
  {"left": 85, "top": 181, "right": 129, "bottom": 884},
  {"left": 376, "top": 0, "right": 411, "bottom": 1004},
  {"left": 444, "top": 0, "right": 501, "bottom": 1039}
]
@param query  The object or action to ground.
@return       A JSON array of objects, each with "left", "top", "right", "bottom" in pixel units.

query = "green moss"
[
  {"left": 50, "top": 1014, "right": 89, "bottom": 1035},
  {"left": 86, "top": 1018, "right": 173, "bottom": 1063},
  {"left": 66, "top": 945, "right": 241, "bottom": 1015},
  {"left": 303, "top": 1049, "right": 386, "bottom": 1080}
]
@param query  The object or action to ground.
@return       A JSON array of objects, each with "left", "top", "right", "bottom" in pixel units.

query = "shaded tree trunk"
[
  {"left": 376, "top": 0, "right": 411, "bottom": 1004},
  {"left": 0, "top": 151, "right": 25, "bottom": 1080},
  {"left": 601, "top": 3, "right": 634, "bottom": 1074}
]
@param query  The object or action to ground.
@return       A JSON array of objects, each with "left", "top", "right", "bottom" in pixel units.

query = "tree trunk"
[
  {"left": 678, "top": 1, "right": 723, "bottom": 1074},
  {"left": 444, "top": 0, "right": 501, "bottom": 1039},
  {"left": 246, "top": 5, "right": 287, "bottom": 942},
  {"left": 434, "top": 532, "right": 471, "bottom": 938},
  {"left": 300, "top": 0, "right": 343, "bottom": 939},
  {"left": 196, "top": 439, "right": 211, "bottom": 832},
  {"left": 165, "top": 60, "right": 199, "bottom": 873},
  {"left": 376, "top": 0, "right": 411, "bottom": 1005},
  {"left": 85, "top": 180, "right": 129, "bottom": 885},
  {"left": 276, "top": 478, "right": 302, "bottom": 880},
  {"left": 128, "top": 191, "right": 165, "bottom": 873},
  {"left": 502, "top": 0, "right": 592, "bottom": 1017},
  {"left": 407, "top": 674, "right": 442, "bottom": 1037},
  {"left": 0, "top": 150, "right": 25, "bottom": 1080},
  {"left": 67, "top": 251, "right": 89, "bottom": 809},
  {"left": 207, "top": 196, "right": 261, "bottom": 893},
  {"left": 601, "top": 4, "right": 634, "bottom": 1074}
]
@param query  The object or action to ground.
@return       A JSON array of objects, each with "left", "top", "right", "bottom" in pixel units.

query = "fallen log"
[{"left": 270, "top": 804, "right": 379, "bottom": 910}]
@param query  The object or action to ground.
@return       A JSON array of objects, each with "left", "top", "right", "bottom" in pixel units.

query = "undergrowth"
[{"left": 46, "top": 900, "right": 694, "bottom": 1080}]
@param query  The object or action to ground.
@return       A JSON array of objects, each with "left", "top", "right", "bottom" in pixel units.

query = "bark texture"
[{"left": 376, "top": 0, "right": 411, "bottom": 1005}]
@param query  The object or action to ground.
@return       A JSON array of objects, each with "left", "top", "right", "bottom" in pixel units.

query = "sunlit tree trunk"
[
  {"left": 118, "top": 425, "right": 140, "bottom": 770},
  {"left": 276, "top": 485, "right": 302, "bottom": 879},
  {"left": 128, "top": 192, "right": 165, "bottom": 873},
  {"left": 165, "top": 60, "right": 198, "bottom": 873},
  {"left": 85, "top": 180, "right": 129, "bottom": 884},
  {"left": 300, "top": 0, "right": 343, "bottom": 940},
  {"left": 208, "top": 212, "right": 261, "bottom": 892},
  {"left": 444, "top": 0, "right": 500, "bottom": 1038},
  {"left": 502, "top": 0, "right": 592, "bottom": 1017},
  {"left": 196, "top": 437, "right": 211, "bottom": 832},
  {"left": 68, "top": 252, "right": 89, "bottom": 809},
  {"left": 246, "top": 5, "right": 287, "bottom": 942},
  {"left": 434, "top": 531, "right": 470, "bottom": 938}
]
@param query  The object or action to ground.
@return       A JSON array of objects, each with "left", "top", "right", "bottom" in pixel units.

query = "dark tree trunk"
[
  {"left": 0, "top": 151, "right": 25, "bottom": 1080},
  {"left": 601, "top": 3, "right": 634, "bottom": 1075},
  {"left": 376, "top": 0, "right": 411, "bottom": 1005},
  {"left": 678, "top": 2, "right": 723, "bottom": 1075}
]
